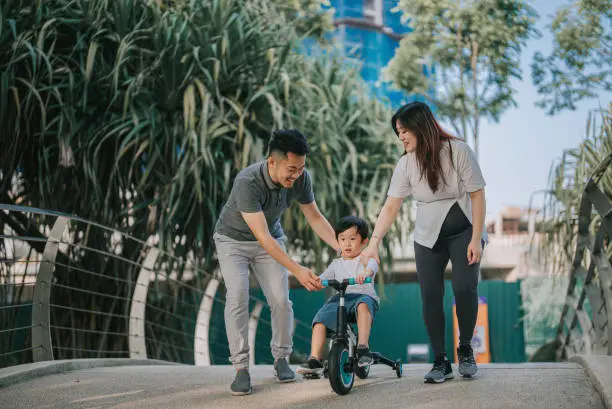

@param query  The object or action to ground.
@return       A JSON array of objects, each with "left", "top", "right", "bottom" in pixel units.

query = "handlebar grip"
[
  {"left": 321, "top": 277, "right": 372, "bottom": 288},
  {"left": 347, "top": 277, "right": 373, "bottom": 285}
]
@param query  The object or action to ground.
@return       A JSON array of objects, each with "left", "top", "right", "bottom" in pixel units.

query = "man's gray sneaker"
[
  {"left": 273, "top": 357, "right": 296, "bottom": 383},
  {"left": 424, "top": 355, "right": 454, "bottom": 383},
  {"left": 230, "top": 369, "right": 252, "bottom": 396},
  {"left": 457, "top": 344, "right": 478, "bottom": 378}
]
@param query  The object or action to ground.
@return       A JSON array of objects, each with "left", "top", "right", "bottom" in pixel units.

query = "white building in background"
[
  {"left": 485, "top": 206, "right": 552, "bottom": 282},
  {"left": 388, "top": 206, "right": 551, "bottom": 282}
]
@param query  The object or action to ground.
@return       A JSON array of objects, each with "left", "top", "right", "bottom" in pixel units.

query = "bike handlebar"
[{"left": 321, "top": 277, "right": 373, "bottom": 287}]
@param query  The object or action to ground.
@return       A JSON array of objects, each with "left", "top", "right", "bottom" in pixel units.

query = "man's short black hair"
[
  {"left": 335, "top": 216, "right": 369, "bottom": 240},
  {"left": 268, "top": 129, "right": 310, "bottom": 157}
]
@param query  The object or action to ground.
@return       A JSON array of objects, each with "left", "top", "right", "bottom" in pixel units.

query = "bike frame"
[
  {"left": 321, "top": 278, "right": 401, "bottom": 370},
  {"left": 322, "top": 278, "right": 369, "bottom": 361}
]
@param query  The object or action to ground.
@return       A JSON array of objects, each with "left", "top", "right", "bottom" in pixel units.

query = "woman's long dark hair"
[{"left": 391, "top": 102, "right": 458, "bottom": 193}]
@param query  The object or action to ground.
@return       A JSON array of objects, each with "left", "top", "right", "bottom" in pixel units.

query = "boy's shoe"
[
  {"left": 273, "top": 357, "right": 296, "bottom": 383},
  {"left": 424, "top": 354, "right": 453, "bottom": 384},
  {"left": 457, "top": 344, "right": 478, "bottom": 378},
  {"left": 356, "top": 344, "right": 373, "bottom": 367},
  {"left": 297, "top": 356, "right": 324, "bottom": 377},
  {"left": 230, "top": 369, "right": 252, "bottom": 396}
]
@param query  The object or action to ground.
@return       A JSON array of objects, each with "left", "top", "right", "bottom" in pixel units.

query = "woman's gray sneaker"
[
  {"left": 274, "top": 357, "right": 296, "bottom": 382},
  {"left": 457, "top": 344, "right": 478, "bottom": 377},
  {"left": 230, "top": 369, "right": 252, "bottom": 396},
  {"left": 424, "top": 355, "right": 454, "bottom": 383}
]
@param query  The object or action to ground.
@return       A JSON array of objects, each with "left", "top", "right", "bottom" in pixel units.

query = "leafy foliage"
[
  {"left": 535, "top": 104, "right": 612, "bottom": 273},
  {"left": 0, "top": 0, "right": 401, "bottom": 362},
  {"left": 385, "top": 0, "right": 539, "bottom": 158},
  {"left": 532, "top": 0, "right": 612, "bottom": 115},
  {"left": 0, "top": 0, "right": 399, "bottom": 269}
]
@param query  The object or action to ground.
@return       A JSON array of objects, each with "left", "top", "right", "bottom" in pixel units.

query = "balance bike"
[{"left": 319, "top": 277, "right": 403, "bottom": 395}]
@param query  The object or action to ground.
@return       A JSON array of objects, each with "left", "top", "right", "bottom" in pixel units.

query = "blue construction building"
[{"left": 324, "top": 0, "right": 421, "bottom": 108}]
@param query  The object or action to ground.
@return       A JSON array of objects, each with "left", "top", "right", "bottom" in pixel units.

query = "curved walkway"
[{"left": 1, "top": 357, "right": 610, "bottom": 409}]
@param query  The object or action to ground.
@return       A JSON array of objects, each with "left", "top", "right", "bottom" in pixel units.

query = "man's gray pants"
[{"left": 213, "top": 233, "right": 293, "bottom": 369}]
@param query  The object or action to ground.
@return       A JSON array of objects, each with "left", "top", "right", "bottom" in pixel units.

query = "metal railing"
[
  {"left": 557, "top": 154, "right": 612, "bottom": 359},
  {"left": 0, "top": 204, "right": 314, "bottom": 369}
]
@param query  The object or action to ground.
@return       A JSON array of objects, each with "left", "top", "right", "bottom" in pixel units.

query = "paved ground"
[{"left": 0, "top": 362, "right": 606, "bottom": 409}]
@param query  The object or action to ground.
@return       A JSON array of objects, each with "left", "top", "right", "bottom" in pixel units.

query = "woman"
[{"left": 361, "top": 101, "right": 486, "bottom": 383}]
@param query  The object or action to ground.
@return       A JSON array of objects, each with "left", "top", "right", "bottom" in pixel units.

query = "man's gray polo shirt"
[{"left": 214, "top": 161, "right": 315, "bottom": 241}]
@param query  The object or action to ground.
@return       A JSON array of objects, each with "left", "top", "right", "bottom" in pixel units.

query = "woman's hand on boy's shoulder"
[{"left": 359, "top": 245, "right": 379, "bottom": 266}]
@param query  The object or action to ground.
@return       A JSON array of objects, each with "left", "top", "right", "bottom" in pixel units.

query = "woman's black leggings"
[{"left": 414, "top": 202, "right": 480, "bottom": 357}]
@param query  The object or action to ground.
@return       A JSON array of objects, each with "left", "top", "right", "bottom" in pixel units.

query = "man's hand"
[
  {"left": 467, "top": 238, "right": 483, "bottom": 265},
  {"left": 294, "top": 266, "right": 323, "bottom": 291},
  {"left": 359, "top": 244, "right": 380, "bottom": 267}
]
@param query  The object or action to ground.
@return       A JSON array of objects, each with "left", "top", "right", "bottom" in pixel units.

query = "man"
[{"left": 213, "top": 129, "right": 340, "bottom": 396}]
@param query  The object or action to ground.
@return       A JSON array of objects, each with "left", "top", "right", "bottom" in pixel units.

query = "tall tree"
[
  {"left": 532, "top": 0, "right": 612, "bottom": 115},
  {"left": 385, "top": 0, "right": 539, "bottom": 159}
]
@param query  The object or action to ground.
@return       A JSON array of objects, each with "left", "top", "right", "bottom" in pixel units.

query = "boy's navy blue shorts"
[{"left": 312, "top": 293, "right": 378, "bottom": 333}]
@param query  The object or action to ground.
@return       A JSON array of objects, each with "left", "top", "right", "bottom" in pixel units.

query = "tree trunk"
[
  {"left": 471, "top": 38, "right": 480, "bottom": 160},
  {"left": 456, "top": 22, "right": 468, "bottom": 141}
]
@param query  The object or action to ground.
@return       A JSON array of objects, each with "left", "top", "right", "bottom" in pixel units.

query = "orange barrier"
[{"left": 453, "top": 296, "right": 490, "bottom": 363}]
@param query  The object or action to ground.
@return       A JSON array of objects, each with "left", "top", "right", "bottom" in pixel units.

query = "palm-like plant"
[
  {"left": 527, "top": 105, "right": 611, "bottom": 359},
  {"left": 0, "top": 0, "right": 401, "bottom": 361},
  {"left": 536, "top": 105, "right": 612, "bottom": 274}
]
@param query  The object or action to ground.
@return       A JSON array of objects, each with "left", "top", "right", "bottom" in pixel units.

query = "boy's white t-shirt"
[{"left": 319, "top": 255, "right": 379, "bottom": 304}]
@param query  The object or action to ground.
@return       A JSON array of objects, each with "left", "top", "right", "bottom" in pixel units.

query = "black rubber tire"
[
  {"left": 395, "top": 360, "right": 403, "bottom": 378},
  {"left": 355, "top": 364, "right": 370, "bottom": 379},
  {"left": 328, "top": 342, "right": 354, "bottom": 395}
]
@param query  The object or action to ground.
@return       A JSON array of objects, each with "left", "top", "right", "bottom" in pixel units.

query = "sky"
[{"left": 475, "top": 0, "right": 611, "bottom": 222}]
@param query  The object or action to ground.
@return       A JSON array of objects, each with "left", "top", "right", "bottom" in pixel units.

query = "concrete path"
[{"left": 0, "top": 361, "right": 607, "bottom": 409}]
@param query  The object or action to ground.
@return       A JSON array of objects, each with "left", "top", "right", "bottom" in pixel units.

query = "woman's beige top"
[{"left": 387, "top": 139, "right": 486, "bottom": 248}]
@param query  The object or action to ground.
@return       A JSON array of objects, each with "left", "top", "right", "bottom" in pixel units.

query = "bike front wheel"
[{"left": 328, "top": 342, "right": 354, "bottom": 395}]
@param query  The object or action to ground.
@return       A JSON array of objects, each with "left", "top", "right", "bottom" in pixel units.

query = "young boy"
[{"left": 297, "top": 216, "right": 379, "bottom": 377}]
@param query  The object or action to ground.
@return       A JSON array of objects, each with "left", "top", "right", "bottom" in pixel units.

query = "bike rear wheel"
[{"left": 355, "top": 364, "right": 370, "bottom": 379}]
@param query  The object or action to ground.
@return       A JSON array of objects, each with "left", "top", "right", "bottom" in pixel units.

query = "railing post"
[
  {"left": 575, "top": 309, "right": 593, "bottom": 354},
  {"left": 194, "top": 275, "right": 220, "bottom": 366},
  {"left": 31, "top": 216, "right": 68, "bottom": 362},
  {"left": 593, "top": 251, "right": 612, "bottom": 355},
  {"left": 129, "top": 247, "right": 158, "bottom": 359},
  {"left": 557, "top": 156, "right": 612, "bottom": 357}
]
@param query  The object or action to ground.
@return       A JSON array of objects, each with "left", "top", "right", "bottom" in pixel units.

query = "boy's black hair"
[
  {"left": 268, "top": 129, "right": 310, "bottom": 157},
  {"left": 335, "top": 215, "right": 369, "bottom": 240}
]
